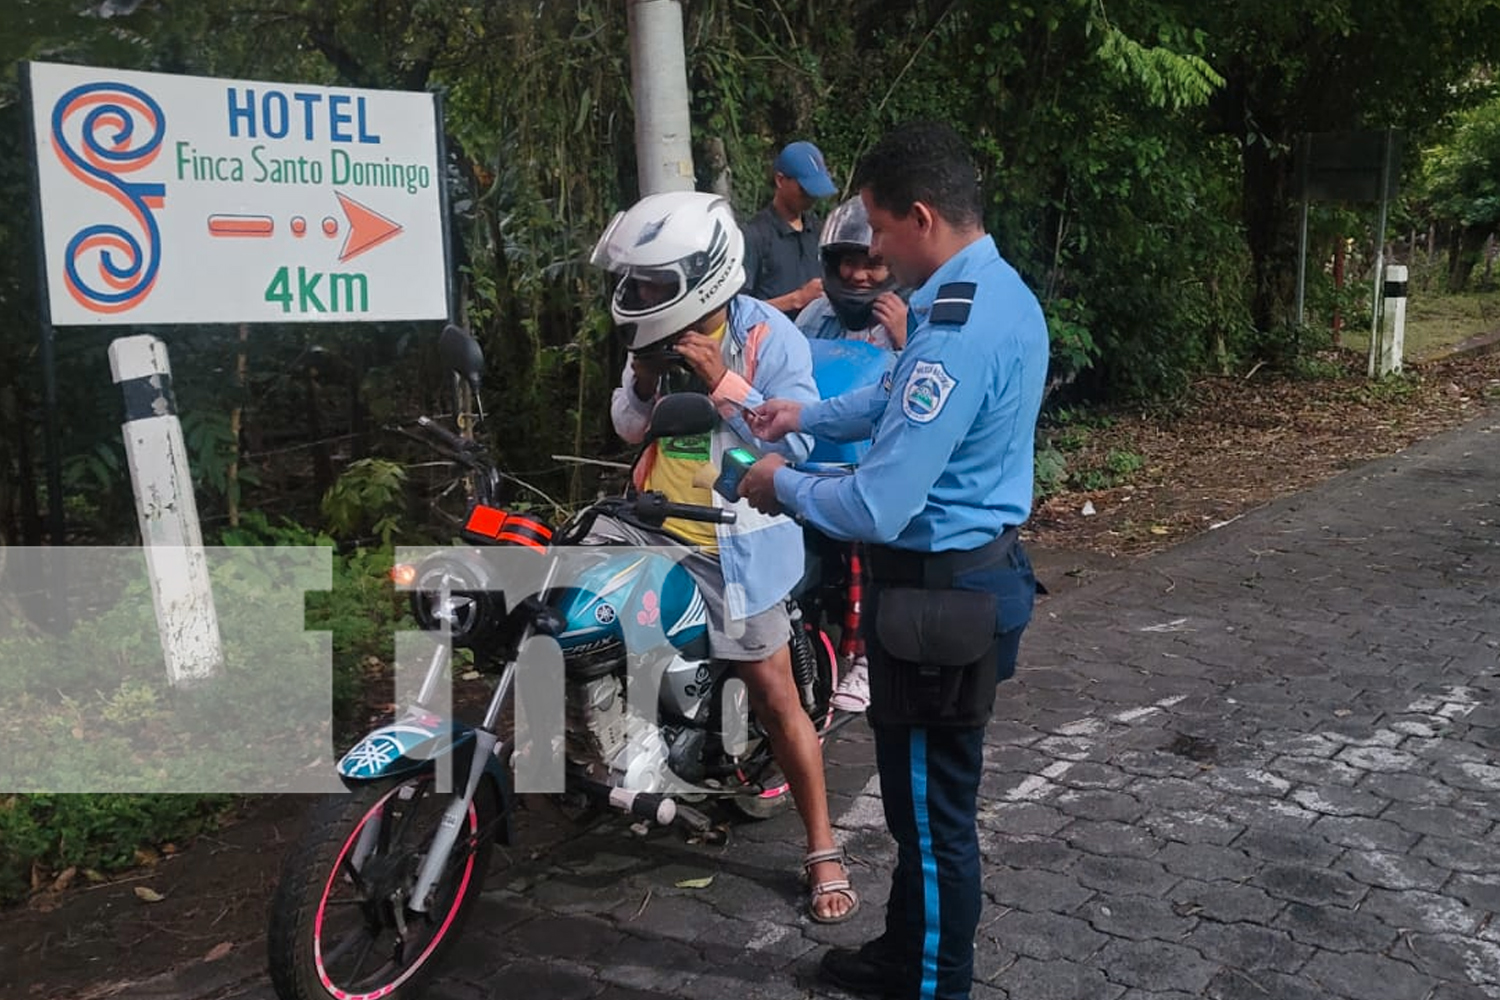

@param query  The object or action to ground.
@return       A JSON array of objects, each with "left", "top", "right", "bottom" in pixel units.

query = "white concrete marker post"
[
  {"left": 1378, "top": 264, "right": 1409, "bottom": 376},
  {"left": 109, "top": 335, "right": 223, "bottom": 686}
]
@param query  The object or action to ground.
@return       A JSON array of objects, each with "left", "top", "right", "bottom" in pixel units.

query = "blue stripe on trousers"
[{"left": 911, "top": 728, "right": 940, "bottom": 1000}]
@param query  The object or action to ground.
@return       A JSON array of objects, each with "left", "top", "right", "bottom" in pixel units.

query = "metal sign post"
[
  {"left": 1367, "top": 129, "right": 1396, "bottom": 377},
  {"left": 19, "top": 64, "right": 67, "bottom": 550},
  {"left": 1292, "top": 128, "right": 1402, "bottom": 374}
]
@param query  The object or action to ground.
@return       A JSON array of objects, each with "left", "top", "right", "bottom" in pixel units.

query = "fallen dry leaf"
[
  {"left": 203, "top": 942, "right": 233, "bottom": 962},
  {"left": 133, "top": 886, "right": 166, "bottom": 903}
]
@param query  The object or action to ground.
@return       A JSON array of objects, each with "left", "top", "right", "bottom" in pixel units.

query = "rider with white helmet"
[{"left": 593, "top": 190, "right": 860, "bottom": 924}]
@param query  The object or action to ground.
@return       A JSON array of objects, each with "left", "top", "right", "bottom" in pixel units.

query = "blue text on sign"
[{"left": 226, "top": 88, "right": 381, "bottom": 144}]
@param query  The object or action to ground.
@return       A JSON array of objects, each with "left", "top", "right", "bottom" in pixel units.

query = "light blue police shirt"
[{"left": 772, "top": 234, "right": 1048, "bottom": 552}]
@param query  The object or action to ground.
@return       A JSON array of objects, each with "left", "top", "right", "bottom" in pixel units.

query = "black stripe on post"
[
  {"left": 120, "top": 374, "right": 177, "bottom": 422},
  {"left": 1384, "top": 280, "right": 1408, "bottom": 299}
]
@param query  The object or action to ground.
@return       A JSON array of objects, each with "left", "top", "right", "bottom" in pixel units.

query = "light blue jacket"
[{"left": 612, "top": 295, "right": 818, "bottom": 619}]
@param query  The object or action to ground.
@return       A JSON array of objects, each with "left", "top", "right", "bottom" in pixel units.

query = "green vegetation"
[{"left": 0, "top": 530, "right": 409, "bottom": 903}]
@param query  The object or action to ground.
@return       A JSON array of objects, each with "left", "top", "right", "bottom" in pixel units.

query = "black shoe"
[{"left": 819, "top": 940, "right": 906, "bottom": 998}]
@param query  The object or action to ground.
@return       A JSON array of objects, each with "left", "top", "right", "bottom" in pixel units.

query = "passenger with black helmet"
[
  {"left": 591, "top": 190, "right": 861, "bottom": 924},
  {"left": 792, "top": 195, "right": 912, "bottom": 715},
  {"left": 797, "top": 195, "right": 910, "bottom": 351}
]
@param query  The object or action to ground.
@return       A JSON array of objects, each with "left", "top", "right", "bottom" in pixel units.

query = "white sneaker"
[{"left": 830, "top": 655, "right": 870, "bottom": 713}]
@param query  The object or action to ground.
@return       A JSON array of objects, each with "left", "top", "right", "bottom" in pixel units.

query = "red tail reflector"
[
  {"left": 464, "top": 505, "right": 507, "bottom": 538},
  {"left": 462, "top": 506, "right": 553, "bottom": 550}
]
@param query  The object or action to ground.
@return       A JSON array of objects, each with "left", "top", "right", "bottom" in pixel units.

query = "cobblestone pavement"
[{"left": 141, "top": 412, "right": 1500, "bottom": 1000}]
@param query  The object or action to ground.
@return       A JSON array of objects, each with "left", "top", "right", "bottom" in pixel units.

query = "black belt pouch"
[{"left": 868, "top": 587, "right": 999, "bottom": 728}]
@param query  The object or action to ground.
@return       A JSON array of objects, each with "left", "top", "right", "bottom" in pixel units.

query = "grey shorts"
[{"left": 678, "top": 550, "right": 791, "bottom": 662}]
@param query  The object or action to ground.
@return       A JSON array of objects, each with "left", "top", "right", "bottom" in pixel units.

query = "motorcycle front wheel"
[{"left": 267, "top": 776, "right": 497, "bottom": 1000}]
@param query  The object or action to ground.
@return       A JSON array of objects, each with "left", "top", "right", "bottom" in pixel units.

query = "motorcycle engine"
[{"left": 565, "top": 673, "right": 672, "bottom": 792}]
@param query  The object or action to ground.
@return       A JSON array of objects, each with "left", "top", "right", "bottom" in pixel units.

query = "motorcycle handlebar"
[
  {"left": 632, "top": 492, "right": 737, "bottom": 525},
  {"left": 415, "top": 415, "right": 471, "bottom": 453},
  {"left": 413, "top": 416, "right": 494, "bottom": 478}
]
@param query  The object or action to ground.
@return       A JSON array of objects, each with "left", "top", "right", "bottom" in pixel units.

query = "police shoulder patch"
[
  {"left": 901, "top": 360, "right": 958, "bottom": 424},
  {"left": 929, "top": 282, "right": 976, "bottom": 326}
]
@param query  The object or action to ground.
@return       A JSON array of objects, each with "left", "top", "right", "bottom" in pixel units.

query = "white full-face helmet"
[{"left": 590, "top": 191, "right": 745, "bottom": 353}]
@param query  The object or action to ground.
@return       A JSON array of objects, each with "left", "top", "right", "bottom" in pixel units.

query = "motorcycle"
[{"left": 266, "top": 325, "right": 848, "bottom": 1000}]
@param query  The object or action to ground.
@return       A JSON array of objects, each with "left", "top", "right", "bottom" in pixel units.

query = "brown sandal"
[{"left": 803, "top": 847, "right": 860, "bottom": 924}]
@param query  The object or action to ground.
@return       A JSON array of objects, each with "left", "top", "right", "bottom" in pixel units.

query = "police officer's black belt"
[{"left": 866, "top": 526, "right": 1018, "bottom": 589}]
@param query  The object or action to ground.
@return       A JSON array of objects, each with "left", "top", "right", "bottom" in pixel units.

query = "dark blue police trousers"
[{"left": 874, "top": 721, "right": 986, "bottom": 1000}]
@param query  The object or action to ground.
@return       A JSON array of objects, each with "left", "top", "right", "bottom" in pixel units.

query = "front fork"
[{"left": 408, "top": 557, "right": 552, "bottom": 912}]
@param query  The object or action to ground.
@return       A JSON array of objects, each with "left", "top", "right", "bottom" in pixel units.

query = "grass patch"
[{"left": 1341, "top": 287, "right": 1500, "bottom": 361}]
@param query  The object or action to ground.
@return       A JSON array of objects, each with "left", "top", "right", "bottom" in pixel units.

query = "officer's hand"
[
  {"left": 674, "top": 332, "right": 728, "bottom": 389},
  {"left": 738, "top": 454, "right": 786, "bottom": 514},
  {"left": 872, "top": 292, "right": 909, "bottom": 349},
  {"left": 746, "top": 399, "right": 802, "bottom": 442},
  {"left": 796, "top": 277, "right": 824, "bottom": 310}
]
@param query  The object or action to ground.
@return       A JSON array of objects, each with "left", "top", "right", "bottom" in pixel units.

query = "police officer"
[{"left": 740, "top": 121, "right": 1048, "bottom": 1000}]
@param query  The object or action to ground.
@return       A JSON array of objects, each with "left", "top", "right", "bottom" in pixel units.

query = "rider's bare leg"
[{"left": 736, "top": 646, "right": 854, "bottom": 921}]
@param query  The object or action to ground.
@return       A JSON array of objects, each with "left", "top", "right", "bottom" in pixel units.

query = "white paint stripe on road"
[
  {"left": 835, "top": 774, "right": 887, "bottom": 832},
  {"left": 1005, "top": 759, "right": 1076, "bottom": 802},
  {"left": 744, "top": 921, "right": 792, "bottom": 951},
  {"left": 1112, "top": 695, "right": 1187, "bottom": 724}
]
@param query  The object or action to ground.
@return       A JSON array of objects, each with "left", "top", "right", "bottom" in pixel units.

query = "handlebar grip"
[
  {"left": 633, "top": 492, "right": 737, "bottom": 525},
  {"left": 416, "top": 416, "right": 471, "bottom": 454}
]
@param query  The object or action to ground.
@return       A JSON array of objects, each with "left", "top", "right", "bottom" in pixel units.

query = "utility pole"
[{"left": 627, "top": 0, "right": 695, "bottom": 196}]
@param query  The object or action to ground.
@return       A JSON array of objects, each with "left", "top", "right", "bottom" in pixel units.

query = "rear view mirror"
[
  {"left": 439, "top": 324, "right": 485, "bottom": 390},
  {"left": 647, "top": 392, "right": 717, "bottom": 441}
]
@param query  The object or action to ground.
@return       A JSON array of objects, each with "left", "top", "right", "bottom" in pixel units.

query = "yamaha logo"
[{"left": 594, "top": 603, "right": 617, "bottom": 625}]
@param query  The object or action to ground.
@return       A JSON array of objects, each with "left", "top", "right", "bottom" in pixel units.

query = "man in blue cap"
[{"left": 742, "top": 140, "right": 839, "bottom": 318}]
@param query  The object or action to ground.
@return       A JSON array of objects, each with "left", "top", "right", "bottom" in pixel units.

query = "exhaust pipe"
[{"left": 570, "top": 774, "right": 677, "bottom": 826}]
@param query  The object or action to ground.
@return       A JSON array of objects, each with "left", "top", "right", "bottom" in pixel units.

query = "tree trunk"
[
  {"left": 1242, "top": 134, "right": 1297, "bottom": 337},
  {"left": 1448, "top": 224, "right": 1488, "bottom": 292}
]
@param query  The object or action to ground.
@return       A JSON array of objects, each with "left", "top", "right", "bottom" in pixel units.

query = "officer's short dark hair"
[{"left": 853, "top": 121, "right": 982, "bottom": 229}]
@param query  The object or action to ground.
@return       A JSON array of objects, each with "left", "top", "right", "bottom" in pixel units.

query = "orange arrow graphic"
[{"left": 335, "top": 192, "right": 403, "bottom": 262}]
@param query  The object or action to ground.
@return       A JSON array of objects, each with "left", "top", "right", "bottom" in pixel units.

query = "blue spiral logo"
[{"left": 50, "top": 81, "right": 167, "bottom": 314}]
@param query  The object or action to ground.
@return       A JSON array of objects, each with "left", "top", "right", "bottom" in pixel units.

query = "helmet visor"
[{"left": 615, "top": 268, "right": 685, "bottom": 314}]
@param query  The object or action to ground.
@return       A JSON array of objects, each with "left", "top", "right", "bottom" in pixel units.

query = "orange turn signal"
[{"left": 390, "top": 563, "right": 418, "bottom": 587}]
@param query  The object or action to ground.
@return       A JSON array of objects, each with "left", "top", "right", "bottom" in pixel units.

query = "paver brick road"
[{"left": 135, "top": 412, "right": 1500, "bottom": 1000}]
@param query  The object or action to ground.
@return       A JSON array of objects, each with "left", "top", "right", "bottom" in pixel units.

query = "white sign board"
[{"left": 27, "top": 61, "right": 449, "bottom": 325}]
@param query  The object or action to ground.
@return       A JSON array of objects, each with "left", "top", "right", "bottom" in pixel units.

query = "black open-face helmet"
[{"left": 819, "top": 196, "right": 899, "bottom": 330}]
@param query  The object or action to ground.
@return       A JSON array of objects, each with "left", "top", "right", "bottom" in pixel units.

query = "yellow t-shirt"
[{"left": 643, "top": 323, "right": 725, "bottom": 552}]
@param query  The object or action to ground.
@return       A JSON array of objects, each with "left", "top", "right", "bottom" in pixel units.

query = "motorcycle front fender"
[{"left": 336, "top": 716, "right": 514, "bottom": 844}]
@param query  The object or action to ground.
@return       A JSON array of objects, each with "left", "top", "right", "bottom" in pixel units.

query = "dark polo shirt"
[{"left": 741, "top": 205, "right": 822, "bottom": 315}]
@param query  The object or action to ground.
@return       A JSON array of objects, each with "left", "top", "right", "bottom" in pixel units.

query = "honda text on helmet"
[
  {"left": 590, "top": 191, "right": 746, "bottom": 355},
  {"left": 818, "top": 196, "right": 899, "bottom": 331}
]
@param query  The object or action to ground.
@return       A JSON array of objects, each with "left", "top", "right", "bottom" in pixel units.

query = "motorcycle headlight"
[{"left": 406, "top": 551, "right": 506, "bottom": 648}]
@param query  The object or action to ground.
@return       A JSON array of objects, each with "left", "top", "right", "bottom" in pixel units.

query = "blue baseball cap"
[{"left": 774, "top": 140, "right": 837, "bottom": 198}]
